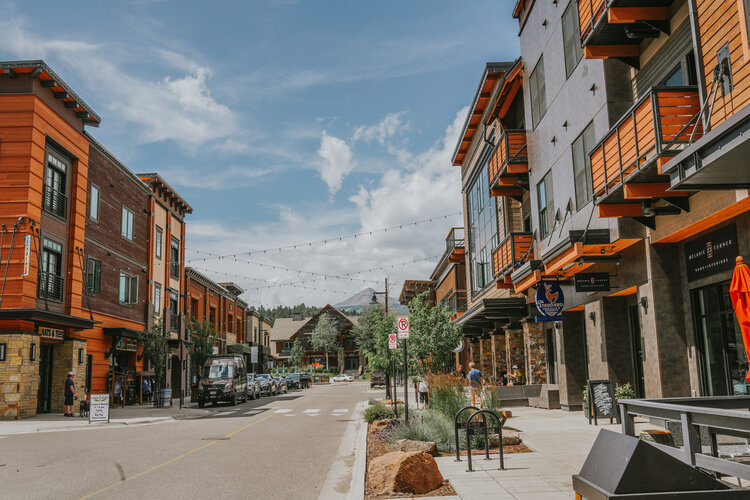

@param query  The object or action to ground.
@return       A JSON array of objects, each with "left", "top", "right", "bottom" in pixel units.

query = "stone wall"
[
  {"left": 479, "top": 338, "right": 493, "bottom": 379},
  {"left": 505, "top": 329, "right": 524, "bottom": 379},
  {"left": 0, "top": 333, "right": 40, "bottom": 420},
  {"left": 523, "top": 321, "right": 547, "bottom": 385},
  {"left": 492, "top": 334, "right": 507, "bottom": 377},
  {"left": 50, "top": 339, "right": 87, "bottom": 412}
]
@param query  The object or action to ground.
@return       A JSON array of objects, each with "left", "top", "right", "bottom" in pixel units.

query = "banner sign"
[
  {"left": 21, "top": 235, "right": 31, "bottom": 277},
  {"left": 38, "top": 327, "right": 64, "bottom": 340},
  {"left": 250, "top": 346, "right": 259, "bottom": 364},
  {"left": 574, "top": 273, "right": 611, "bottom": 292},
  {"left": 397, "top": 317, "right": 409, "bottom": 339},
  {"left": 89, "top": 393, "right": 110, "bottom": 423},
  {"left": 116, "top": 338, "right": 137, "bottom": 351},
  {"left": 535, "top": 281, "right": 567, "bottom": 322},
  {"left": 685, "top": 223, "right": 738, "bottom": 282}
]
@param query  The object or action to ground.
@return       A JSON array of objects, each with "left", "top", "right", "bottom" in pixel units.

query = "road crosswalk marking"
[
  {"left": 244, "top": 410, "right": 262, "bottom": 415},
  {"left": 332, "top": 409, "right": 349, "bottom": 414},
  {"left": 274, "top": 409, "right": 292, "bottom": 414},
  {"left": 214, "top": 411, "right": 236, "bottom": 416},
  {"left": 303, "top": 409, "right": 320, "bottom": 414}
]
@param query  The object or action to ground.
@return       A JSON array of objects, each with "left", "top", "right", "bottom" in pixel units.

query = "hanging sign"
[
  {"left": 452, "top": 338, "right": 465, "bottom": 353},
  {"left": 89, "top": 393, "right": 110, "bottom": 423},
  {"left": 388, "top": 333, "right": 398, "bottom": 350},
  {"left": 535, "top": 281, "right": 567, "bottom": 322},
  {"left": 116, "top": 338, "right": 137, "bottom": 351},
  {"left": 250, "top": 346, "right": 259, "bottom": 364},
  {"left": 574, "top": 273, "right": 611, "bottom": 292},
  {"left": 685, "top": 223, "right": 738, "bottom": 282},
  {"left": 21, "top": 235, "right": 31, "bottom": 278},
  {"left": 397, "top": 317, "right": 409, "bottom": 339}
]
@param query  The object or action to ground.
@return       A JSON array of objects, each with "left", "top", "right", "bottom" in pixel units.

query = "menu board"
[
  {"left": 89, "top": 393, "right": 110, "bottom": 423},
  {"left": 588, "top": 380, "right": 617, "bottom": 425}
]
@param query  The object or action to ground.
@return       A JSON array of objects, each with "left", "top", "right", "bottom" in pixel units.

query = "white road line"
[
  {"left": 332, "top": 409, "right": 349, "bottom": 413},
  {"left": 214, "top": 411, "right": 236, "bottom": 416},
  {"left": 303, "top": 409, "right": 320, "bottom": 414},
  {"left": 244, "top": 410, "right": 262, "bottom": 415},
  {"left": 274, "top": 409, "right": 292, "bottom": 414}
]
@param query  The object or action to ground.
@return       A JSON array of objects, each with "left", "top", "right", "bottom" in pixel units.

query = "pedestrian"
[
  {"left": 456, "top": 364, "right": 465, "bottom": 379},
  {"left": 467, "top": 362, "right": 483, "bottom": 406},
  {"left": 509, "top": 364, "right": 525, "bottom": 385},
  {"left": 64, "top": 371, "right": 76, "bottom": 417},
  {"left": 418, "top": 377, "right": 429, "bottom": 409},
  {"left": 498, "top": 366, "right": 508, "bottom": 386}
]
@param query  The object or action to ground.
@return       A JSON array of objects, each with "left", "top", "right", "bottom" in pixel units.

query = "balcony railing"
[
  {"left": 37, "top": 271, "right": 64, "bottom": 302},
  {"left": 42, "top": 185, "right": 68, "bottom": 219},
  {"left": 169, "top": 312, "right": 181, "bottom": 333},
  {"left": 446, "top": 227, "right": 465, "bottom": 263},
  {"left": 492, "top": 232, "right": 534, "bottom": 279},
  {"left": 590, "top": 86, "right": 701, "bottom": 199},
  {"left": 577, "top": 0, "right": 606, "bottom": 43},
  {"left": 489, "top": 130, "right": 528, "bottom": 187},
  {"left": 441, "top": 292, "right": 467, "bottom": 315}
]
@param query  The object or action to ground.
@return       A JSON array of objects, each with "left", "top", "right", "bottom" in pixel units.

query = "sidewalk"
[
  {"left": 0, "top": 401, "right": 211, "bottom": 436},
  {"left": 435, "top": 406, "right": 622, "bottom": 499}
]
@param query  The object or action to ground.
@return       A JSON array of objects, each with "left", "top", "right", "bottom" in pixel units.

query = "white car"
[{"left": 331, "top": 374, "right": 354, "bottom": 382}]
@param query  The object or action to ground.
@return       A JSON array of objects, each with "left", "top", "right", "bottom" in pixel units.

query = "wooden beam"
[
  {"left": 491, "top": 188, "right": 524, "bottom": 197},
  {"left": 29, "top": 67, "right": 43, "bottom": 79},
  {"left": 623, "top": 183, "right": 691, "bottom": 199},
  {"left": 494, "top": 77, "right": 522, "bottom": 121},
  {"left": 597, "top": 203, "right": 644, "bottom": 218},
  {"left": 514, "top": 270, "right": 541, "bottom": 294},
  {"left": 584, "top": 45, "right": 640, "bottom": 59},
  {"left": 607, "top": 6, "right": 671, "bottom": 24},
  {"left": 545, "top": 242, "right": 584, "bottom": 274},
  {"left": 41, "top": 79, "right": 56, "bottom": 88},
  {"left": 495, "top": 176, "right": 518, "bottom": 186},
  {"left": 496, "top": 281, "right": 514, "bottom": 290},
  {"left": 53, "top": 91, "right": 69, "bottom": 100}
]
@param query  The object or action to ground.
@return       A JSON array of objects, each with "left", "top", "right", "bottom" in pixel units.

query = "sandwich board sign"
[
  {"left": 397, "top": 317, "right": 409, "bottom": 339},
  {"left": 89, "top": 393, "right": 110, "bottom": 423},
  {"left": 388, "top": 333, "right": 398, "bottom": 349}
]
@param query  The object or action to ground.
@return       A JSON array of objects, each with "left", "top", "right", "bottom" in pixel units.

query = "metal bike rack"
[
  {"left": 454, "top": 405, "right": 479, "bottom": 462},
  {"left": 465, "top": 409, "right": 505, "bottom": 472}
]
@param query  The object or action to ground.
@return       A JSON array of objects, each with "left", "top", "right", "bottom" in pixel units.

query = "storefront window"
[{"left": 466, "top": 154, "right": 498, "bottom": 293}]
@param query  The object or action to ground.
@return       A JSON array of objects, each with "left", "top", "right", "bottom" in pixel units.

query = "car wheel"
[
  {"left": 198, "top": 400, "right": 204, "bottom": 408},
  {"left": 212, "top": 400, "right": 217, "bottom": 407}
]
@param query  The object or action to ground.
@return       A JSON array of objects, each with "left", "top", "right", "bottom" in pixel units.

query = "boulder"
[
  {"left": 368, "top": 451, "right": 444, "bottom": 495},
  {"left": 500, "top": 410, "right": 512, "bottom": 419},
  {"left": 489, "top": 430, "right": 522, "bottom": 447},
  {"left": 370, "top": 419, "right": 395, "bottom": 434},
  {"left": 394, "top": 439, "right": 439, "bottom": 456}
]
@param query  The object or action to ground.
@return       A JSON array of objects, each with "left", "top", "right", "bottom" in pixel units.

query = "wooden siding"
[
  {"left": 578, "top": 0, "right": 606, "bottom": 41},
  {"left": 492, "top": 232, "right": 534, "bottom": 278},
  {"left": 435, "top": 267, "right": 457, "bottom": 304}
]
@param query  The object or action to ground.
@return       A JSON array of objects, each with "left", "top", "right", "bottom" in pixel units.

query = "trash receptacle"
[{"left": 160, "top": 388, "right": 172, "bottom": 408}]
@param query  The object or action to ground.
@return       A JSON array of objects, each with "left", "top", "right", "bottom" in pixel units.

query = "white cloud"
[
  {"left": 353, "top": 112, "right": 407, "bottom": 145},
  {"left": 317, "top": 131, "right": 356, "bottom": 195}
]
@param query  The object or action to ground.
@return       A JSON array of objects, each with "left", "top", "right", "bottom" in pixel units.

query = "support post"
[{"left": 403, "top": 337, "right": 409, "bottom": 423}]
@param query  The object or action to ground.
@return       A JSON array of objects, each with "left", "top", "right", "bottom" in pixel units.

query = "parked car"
[
  {"left": 246, "top": 373, "right": 261, "bottom": 400},
  {"left": 197, "top": 355, "right": 248, "bottom": 408},
  {"left": 331, "top": 374, "right": 354, "bottom": 383},
  {"left": 256, "top": 374, "right": 275, "bottom": 396},
  {"left": 285, "top": 373, "right": 301, "bottom": 390},
  {"left": 274, "top": 376, "right": 288, "bottom": 393},
  {"left": 370, "top": 372, "right": 386, "bottom": 388},
  {"left": 299, "top": 372, "right": 312, "bottom": 389}
]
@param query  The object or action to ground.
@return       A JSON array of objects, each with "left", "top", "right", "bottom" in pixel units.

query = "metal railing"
[
  {"left": 446, "top": 227, "right": 465, "bottom": 251},
  {"left": 169, "top": 312, "right": 180, "bottom": 332},
  {"left": 42, "top": 185, "right": 68, "bottom": 219},
  {"left": 441, "top": 292, "right": 467, "bottom": 315},
  {"left": 619, "top": 396, "right": 750, "bottom": 481},
  {"left": 577, "top": 0, "right": 606, "bottom": 44},
  {"left": 488, "top": 130, "right": 528, "bottom": 188},
  {"left": 37, "top": 271, "right": 64, "bottom": 302},
  {"left": 492, "top": 232, "right": 534, "bottom": 279}
]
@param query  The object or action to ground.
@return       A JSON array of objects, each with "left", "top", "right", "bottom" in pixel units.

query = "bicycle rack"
[
  {"left": 453, "top": 405, "right": 479, "bottom": 462},
  {"left": 465, "top": 409, "right": 506, "bottom": 472}
]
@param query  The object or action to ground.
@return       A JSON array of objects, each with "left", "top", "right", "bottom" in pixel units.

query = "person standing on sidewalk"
[
  {"left": 418, "top": 377, "right": 429, "bottom": 409},
  {"left": 467, "top": 362, "right": 483, "bottom": 406},
  {"left": 64, "top": 372, "right": 76, "bottom": 417}
]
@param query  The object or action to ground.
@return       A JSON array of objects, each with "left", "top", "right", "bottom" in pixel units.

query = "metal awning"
[
  {"left": 453, "top": 298, "right": 527, "bottom": 336},
  {"left": 0, "top": 309, "right": 98, "bottom": 330},
  {"left": 665, "top": 104, "right": 750, "bottom": 190},
  {"left": 103, "top": 327, "right": 142, "bottom": 339}
]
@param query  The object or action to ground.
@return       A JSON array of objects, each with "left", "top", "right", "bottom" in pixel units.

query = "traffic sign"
[
  {"left": 397, "top": 316, "right": 409, "bottom": 339},
  {"left": 388, "top": 333, "right": 398, "bottom": 349}
]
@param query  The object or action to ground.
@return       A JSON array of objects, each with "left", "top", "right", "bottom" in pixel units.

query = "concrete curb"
[
  {"left": 0, "top": 416, "right": 174, "bottom": 436},
  {"left": 318, "top": 400, "right": 367, "bottom": 500},
  {"left": 347, "top": 401, "right": 368, "bottom": 500}
]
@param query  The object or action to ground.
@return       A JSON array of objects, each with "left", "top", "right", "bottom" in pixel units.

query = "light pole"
[{"left": 371, "top": 278, "right": 393, "bottom": 404}]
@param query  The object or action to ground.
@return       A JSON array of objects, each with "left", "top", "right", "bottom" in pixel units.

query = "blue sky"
[{"left": 0, "top": 0, "right": 520, "bottom": 306}]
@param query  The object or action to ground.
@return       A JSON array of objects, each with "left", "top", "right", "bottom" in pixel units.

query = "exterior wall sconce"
[
  {"left": 78, "top": 348, "right": 84, "bottom": 364},
  {"left": 588, "top": 312, "right": 596, "bottom": 324},
  {"left": 30, "top": 343, "right": 36, "bottom": 361},
  {"left": 554, "top": 322, "right": 561, "bottom": 330},
  {"left": 0, "top": 343, "right": 5, "bottom": 361},
  {"left": 640, "top": 296, "right": 648, "bottom": 313}
]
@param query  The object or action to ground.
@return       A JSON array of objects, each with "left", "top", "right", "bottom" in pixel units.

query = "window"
[
  {"left": 0, "top": 343, "right": 5, "bottom": 361},
  {"left": 661, "top": 52, "right": 697, "bottom": 87},
  {"left": 529, "top": 56, "right": 547, "bottom": 129},
  {"left": 254, "top": 327, "right": 258, "bottom": 343},
  {"left": 43, "top": 150, "right": 68, "bottom": 219},
  {"left": 86, "top": 258, "right": 101, "bottom": 294},
  {"left": 284, "top": 341, "right": 293, "bottom": 350},
  {"left": 121, "top": 207, "right": 134, "bottom": 241},
  {"left": 466, "top": 151, "right": 499, "bottom": 293},
  {"left": 154, "top": 283, "right": 162, "bottom": 315},
  {"left": 169, "top": 290, "right": 179, "bottom": 331},
  {"left": 562, "top": 2, "right": 583, "bottom": 78},
  {"left": 119, "top": 272, "right": 138, "bottom": 304},
  {"left": 39, "top": 238, "right": 64, "bottom": 301},
  {"left": 89, "top": 184, "right": 99, "bottom": 221},
  {"left": 170, "top": 237, "right": 180, "bottom": 279},
  {"left": 537, "top": 172, "right": 555, "bottom": 238},
  {"left": 155, "top": 226, "right": 163, "bottom": 260},
  {"left": 572, "top": 121, "right": 595, "bottom": 210}
]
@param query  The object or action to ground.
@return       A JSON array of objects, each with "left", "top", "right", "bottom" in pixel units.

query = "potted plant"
[
  {"left": 582, "top": 387, "right": 590, "bottom": 419},
  {"left": 615, "top": 382, "right": 636, "bottom": 401}
]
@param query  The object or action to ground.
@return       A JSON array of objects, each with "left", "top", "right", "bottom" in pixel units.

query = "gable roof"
[{"left": 269, "top": 305, "right": 359, "bottom": 342}]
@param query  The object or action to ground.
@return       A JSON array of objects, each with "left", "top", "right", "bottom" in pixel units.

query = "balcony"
[
  {"left": 441, "top": 292, "right": 467, "bottom": 317},
  {"left": 489, "top": 130, "right": 528, "bottom": 198},
  {"left": 578, "top": 0, "right": 673, "bottom": 67},
  {"left": 446, "top": 227, "right": 465, "bottom": 263},
  {"left": 169, "top": 312, "right": 181, "bottom": 333},
  {"left": 492, "top": 232, "right": 534, "bottom": 286},
  {"left": 37, "top": 271, "right": 64, "bottom": 302},
  {"left": 42, "top": 185, "right": 67, "bottom": 219},
  {"left": 590, "top": 87, "right": 701, "bottom": 220}
]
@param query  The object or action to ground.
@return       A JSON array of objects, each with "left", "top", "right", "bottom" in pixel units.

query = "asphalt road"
[{"left": 0, "top": 382, "right": 375, "bottom": 500}]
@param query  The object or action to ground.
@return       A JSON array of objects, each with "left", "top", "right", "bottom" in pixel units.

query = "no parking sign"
[
  {"left": 397, "top": 316, "right": 409, "bottom": 339},
  {"left": 388, "top": 333, "right": 398, "bottom": 349}
]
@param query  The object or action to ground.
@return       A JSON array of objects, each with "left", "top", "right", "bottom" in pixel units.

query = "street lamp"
[{"left": 371, "top": 278, "right": 393, "bottom": 402}]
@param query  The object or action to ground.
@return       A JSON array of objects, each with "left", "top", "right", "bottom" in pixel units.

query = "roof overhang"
[
  {"left": 0, "top": 309, "right": 98, "bottom": 330},
  {"left": 486, "top": 59, "right": 523, "bottom": 125},
  {"left": 138, "top": 173, "right": 193, "bottom": 214},
  {"left": 399, "top": 280, "right": 435, "bottom": 306},
  {"left": 453, "top": 298, "right": 527, "bottom": 336}
]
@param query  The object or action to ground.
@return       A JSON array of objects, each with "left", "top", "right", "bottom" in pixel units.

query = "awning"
[
  {"left": 665, "top": 104, "right": 750, "bottom": 190},
  {"left": 0, "top": 309, "right": 98, "bottom": 330},
  {"left": 103, "top": 327, "right": 142, "bottom": 339},
  {"left": 453, "top": 298, "right": 527, "bottom": 336}
]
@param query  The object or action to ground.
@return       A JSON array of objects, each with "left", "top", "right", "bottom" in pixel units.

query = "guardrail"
[{"left": 37, "top": 271, "right": 64, "bottom": 302}]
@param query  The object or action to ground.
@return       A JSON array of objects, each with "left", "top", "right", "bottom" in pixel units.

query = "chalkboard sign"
[
  {"left": 89, "top": 393, "right": 110, "bottom": 423},
  {"left": 587, "top": 380, "right": 618, "bottom": 425}
]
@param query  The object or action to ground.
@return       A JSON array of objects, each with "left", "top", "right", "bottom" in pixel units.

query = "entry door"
[
  {"left": 545, "top": 328, "right": 557, "bottom": 384},
  {"left": 37, "top": 344, "right": 54, "bottom": 413},
  {"left": 628, "top": 305, "right": 646, "bottom": 398},
  {"left": 693, "top": 282, "right": 749, "bottom": 396},
  {"left": 171, "top": 356, "right": 182, "bottom": 398}
]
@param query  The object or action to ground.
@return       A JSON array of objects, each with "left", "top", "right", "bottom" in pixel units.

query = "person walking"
[
  {"left": 467, "top": 362, "right": 483, "bottom": 406},
  {"left": 64, "top": 372, "right": 76, "bottom": 417},
  {"left": 418, "top": 377, "right": 429, "bottom": 409}
]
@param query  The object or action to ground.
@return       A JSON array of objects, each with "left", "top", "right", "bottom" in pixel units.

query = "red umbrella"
[{"left": 730, "top": 256, "right": 750, "bottom": 381}]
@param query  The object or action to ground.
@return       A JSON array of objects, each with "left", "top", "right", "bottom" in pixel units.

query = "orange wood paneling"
[{"left": 654, "top": 197, "right": 750, "bottom": 243}]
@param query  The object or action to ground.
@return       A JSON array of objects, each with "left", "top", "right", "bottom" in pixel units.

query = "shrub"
[
  {"left": 391, "top": 410, "right": 457, "bottom": 452},
  {"left": 615, "top": 382, "right": 636, "bottom": 400},
  {"left": 425, "top": 373, "right": 468, "bottom": 421},
  {"left": 481, "top": 384, "right": 501, "bottom": 414},
  {"left": 363, "top": 401, "right": 395, "bottom": 423}
]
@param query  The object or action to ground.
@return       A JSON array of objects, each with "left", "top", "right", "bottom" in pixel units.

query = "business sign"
[
  {"left": 685, "top": 224, "right": 738, "bottom": 282},
  {"left": 116, "top": 338, "right": 137, "bottom": 351},
  {"left": 574, "top": 273, "right": 611, "bottom": 292},
  {"left": 250, "top": 346, "right": 259, "bottom": 364},
  {"left": 21, "top": 235, "right": 31, "bottom": 277},
  {"left": 397, "top": 317, "right": 409, "bottom": 339},
  {"left": 89, "top": 393, "right": 110, "bottom": 423},
  {"left": 388, "top": 333, "right": 398, "bottom": 350},
  {"left": 452, "top": 338, "right": 465, "bottom": 353},
  {"left": 534, "top": 281, "right": 566, "bottom": 322},
  {"left": 38, "top": 327, "right": 64, "bottom": 340}
]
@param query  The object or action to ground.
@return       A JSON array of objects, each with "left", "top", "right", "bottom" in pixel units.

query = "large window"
[
  {"left": 89, "top": 184, "right": 99, "bottom": 221},
  {"left": 562, "top": 2, "right": 583, "bottom": 78},
  {"left": 170, "top": 237, "right": 180, "bottom": 279},
  {"left": 155, "top": 226, "right": 163, "bottom": 260},
  {"left": 572, "top": 122, "right": 595, "bottom": 210},
  {"left": 39, "top": 238, "right": 64, "bottom": 301},
  {"left": 537, "top": 171, "right": 555, "bottom": 238},
  {"left": 154, "top": 283, "right": 162, "bottom": 315},
  {"left": 121, "top": 207, "right": 134, "bottom": 241},
  {"left": 119, "top": 272, "right": 138, "bottom": 304},
  {"left": 529, "top": 56, "right": 547, "bottom": 129},
  {"left": 86, "top": 258, "right": 101, "bottom": 294},
  {"left": 467, "top": 154, "right": 499, "bottom": 293},
  {"left": 43, "top": 150, "right": 68, "bottom": 219}
]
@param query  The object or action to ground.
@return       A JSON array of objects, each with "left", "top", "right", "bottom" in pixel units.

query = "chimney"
[{"left": 292, "top": 313, "right": 303, "bottom": 321}]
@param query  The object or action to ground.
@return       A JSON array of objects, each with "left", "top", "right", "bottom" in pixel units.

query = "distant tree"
[
  {"left": 190, "top": 319, "right": 217, "bottom": 379},
  {"left": 352, "top": 305, "right": 384, "bottom": 369},
  {"left": 228, "top": 343, "right": 248, "bottom": 355},
  {"left": 407, "top": 291, "right": 463, "bottom": 374},
  {"left": 288, "top": 338, "right": 305, "bottom": 367},
  {"left": 139, "top": 316, "right": 167, "bottom": 385},
  {"left": 311, "top": 313, "right": 339, "bottom": 369}
]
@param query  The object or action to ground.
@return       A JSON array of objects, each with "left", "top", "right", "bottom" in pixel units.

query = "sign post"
[
  {"left": 397, "top": 316, "right": 410, "bottom": 422},
  {"left": 89, "top": 393, "right": 110, "bottom": 423}
]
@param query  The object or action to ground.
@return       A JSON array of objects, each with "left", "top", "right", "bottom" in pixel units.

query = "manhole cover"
[{"left": 202, "top": 437, "right": 230, "bottom": 441}]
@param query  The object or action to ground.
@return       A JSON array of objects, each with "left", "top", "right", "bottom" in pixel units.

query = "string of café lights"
[{"left": 184, "top": 211, "right": 461, "bottom": 263}]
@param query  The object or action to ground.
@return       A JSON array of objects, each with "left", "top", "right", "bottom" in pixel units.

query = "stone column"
[
  {"left": 51, "top": 339, "right": 87, "bottom": 413},
  {"left": 556, "top": 311, "right": 587, "bottom": 410},
  {"left": 523, "top": 321, "right": 547, "bottom": 384},
  {"left": 479, "top": 338, "right": 493, "bottom": 379},
  {"left": 0, "top": 333, "right": 40, "bottom": 420},
  {"left": 505, "top": 328, "right": 525, "bottom": 379},
  {"left": 492, "top": 333, "right": 507, "bottom": 379}
]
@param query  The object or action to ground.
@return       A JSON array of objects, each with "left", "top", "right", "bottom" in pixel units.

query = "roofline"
[
  {"left": 137, "top": 172, "right": 193, "bottom": 213},
  {"left": 451, "top": 62, "right": 515, "bottom": 166},
  {"left": 0, "top": 60, "right": 101, "bottom": 126},
  {"left": 85, "top": 132, "right": 151, "bottom": 194},
  {"left": 429, "top": 249, "right": 452, "bottom": 281},
  {"left": 186, "top": 267, "right": 247, "bottom": 303}
]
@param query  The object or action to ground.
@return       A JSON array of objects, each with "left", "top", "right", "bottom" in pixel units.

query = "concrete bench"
[{"left": 528, "top": 385, "right": 560, "bottom": 410}]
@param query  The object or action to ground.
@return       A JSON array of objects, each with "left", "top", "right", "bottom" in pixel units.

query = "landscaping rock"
[
  {"left": 489, "top": 430, "right": 521, "bottom": 447},
  {"left": 500, "top": 410, "right": 512, "bottom": 419},
  {"left": 370, "top": 419, "right": 395, "bottom": 433},
  {"left": 394, "top": 439, "right": 439, "bottom": 456},
  {"left": 368, "top": 451, "right": 444, "bottom": 495}
]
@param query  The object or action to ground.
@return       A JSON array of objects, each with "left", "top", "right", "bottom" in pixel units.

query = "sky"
[{"left": 0, "top": 0, "right": 520, "bottom": 307}]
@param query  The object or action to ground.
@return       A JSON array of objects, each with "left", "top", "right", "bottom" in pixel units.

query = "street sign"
[
  {"left": 250, "top": 346, "right": 258, "bottom": 364},
  {"left": 388, "top": 333, "right": 398, "bottom": 349},
  {"left": 397, "top": 316, "right": 409, "bottom": 339},
  {"left": 89, "top": 393, "right": 110, "bottom": 423}
]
